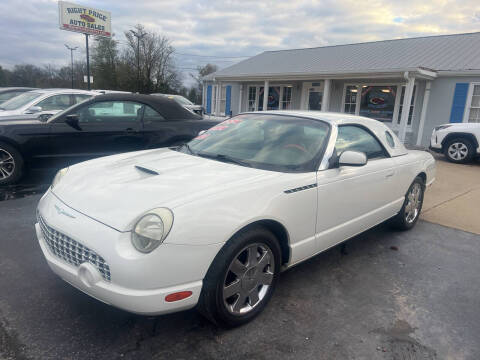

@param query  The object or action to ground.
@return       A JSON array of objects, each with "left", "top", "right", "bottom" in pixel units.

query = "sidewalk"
[{"left": 421, "top": 154, "right": 480, "bottom": 235}]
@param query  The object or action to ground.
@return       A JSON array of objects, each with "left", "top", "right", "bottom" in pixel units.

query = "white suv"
[{"left": 430, "top": 123, "right": 480, "bottom": 163}]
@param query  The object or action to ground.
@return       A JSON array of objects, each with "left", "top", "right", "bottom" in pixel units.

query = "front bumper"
[{"left": 36, "top": 190, "right": 222, "bottom": 315}]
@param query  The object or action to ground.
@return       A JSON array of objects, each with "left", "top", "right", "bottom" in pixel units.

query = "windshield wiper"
[
  {"left": 179, "top": 143, "right": 196, "bottom": 155},
  {"left": 197, "top": 152, "right": 252, "bottom": 168}
]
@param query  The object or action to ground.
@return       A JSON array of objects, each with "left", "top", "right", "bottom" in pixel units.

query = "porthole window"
[{"left": 385, "top": 131, "right": 395, "bottom": 148}]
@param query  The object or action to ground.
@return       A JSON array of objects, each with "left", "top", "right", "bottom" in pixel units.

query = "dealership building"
[{"left": 203, "top": 32, "right": 480, "bottom": 146}]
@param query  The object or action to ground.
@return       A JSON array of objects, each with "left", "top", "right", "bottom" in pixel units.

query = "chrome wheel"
[
  {"left": 223, "top": 243, "right": 275, "bottom": 315},
  {"left": 447, "top": 142, "right": 468, "bottom": 161},
  {"left": 0, "top": 148, "right": 15, "bottom": 180},
  {"left": 405, "top": 183, "right": 422, "bottom": 223}
]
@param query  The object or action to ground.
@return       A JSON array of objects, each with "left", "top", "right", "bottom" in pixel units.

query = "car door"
[
  {"left": 48, "top": 100, "right": 146, "bottom": 164},
  {"left": 315, "top": 124, "right": 399, "bottom": 252},
  {"left": 141, "top": 105, "right": 198, "bottom": 148}
]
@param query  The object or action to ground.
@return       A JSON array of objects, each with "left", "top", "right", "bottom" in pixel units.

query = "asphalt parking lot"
[{"left": 1, "top": 174, "right": 479, "bottom": 360}]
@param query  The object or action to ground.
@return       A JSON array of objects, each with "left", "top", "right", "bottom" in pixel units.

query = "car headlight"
[
  {"left": 131, "top": 208, "right": 174, "bottom": 253},
  {"left": 51, "top": 167, "right": 69, "bottom": 189}
]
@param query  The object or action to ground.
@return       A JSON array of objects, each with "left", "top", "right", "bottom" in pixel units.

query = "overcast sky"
[{"left": 1, "top": 0, "right": 479, "bottom": 85}]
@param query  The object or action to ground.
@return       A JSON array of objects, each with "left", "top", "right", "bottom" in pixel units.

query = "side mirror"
[
  {"left": 65, "top": 114, "right": 82, "bottom": 130},
  {"left": 25, "top": 106, "right": 42, "bottom": 114},
  {"left": 198, "top": 130, "right": 207, "bottom": 136},
  {"left": 338, "top": 151, "right": 367, "bottom": 167}
]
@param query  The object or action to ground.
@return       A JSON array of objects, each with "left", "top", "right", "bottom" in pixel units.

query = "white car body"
[
  {"left": 0, "top": 89, "right": 97, "bottom": 119},
  {"left": 430, "top": 122, "right": 480, "bottom": 154},
  {"left": 36, "top": 111, "right": 435, "bottom": 315}
]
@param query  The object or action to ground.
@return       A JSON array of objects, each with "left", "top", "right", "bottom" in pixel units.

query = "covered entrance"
[{"left": 302, "top": 82, "right": 324, "bottom": 110}]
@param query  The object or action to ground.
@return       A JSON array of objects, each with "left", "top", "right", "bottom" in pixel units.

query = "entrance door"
[{"left": 302, "top": 82, "right": 323, "bottom": 110}]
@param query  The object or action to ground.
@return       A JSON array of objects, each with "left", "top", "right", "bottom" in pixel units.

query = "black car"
[
  {"left": 0, "top": 87, "right": 38, "bottom": 105},
  {"left": 0, "top": 93, "right": 219, "bottom": 185}
]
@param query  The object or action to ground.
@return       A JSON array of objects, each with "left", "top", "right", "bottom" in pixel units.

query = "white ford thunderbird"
[{"left": 36, "top": 111, "right": 435, "bottom": 327}]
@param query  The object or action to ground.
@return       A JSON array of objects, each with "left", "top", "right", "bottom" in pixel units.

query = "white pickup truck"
[{"left": 430, "top": 123, "right": 480, "bottom": 163}]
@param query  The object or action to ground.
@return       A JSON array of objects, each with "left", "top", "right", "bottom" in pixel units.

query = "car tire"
[
  {"left": 198, "top": 226, "right": 282, "bottom": 328},
  {"left": 0, "top": 141, "right": 24, "bottom": 185},
  {"left": 443, "top": 137, "right": 475, "bottom": 163},
  {"left": 388, "top": 176, "right": 425, "bottom": 231}
]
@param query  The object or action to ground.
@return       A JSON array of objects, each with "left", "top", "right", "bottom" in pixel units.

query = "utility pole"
[
  {"left": 129, "top": 29, "right": 147, "bottom": 93},
  {"left": 85, "top": 34, "right": 91, "bottom": 90},
  {"left": 65, "top": 44, "right": 78, "bottom": 89}
]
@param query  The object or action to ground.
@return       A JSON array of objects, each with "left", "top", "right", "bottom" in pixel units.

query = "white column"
[
  {"left": 238, "top": 84, "right": 243, "bottom": 114},
  {"left": 416, "top": 81, "right": 432, "bottom": 146},
  {"left": 262, "top": 80, "right": 269, "bottom": 111},
  {"left": 322, "top": 79, "right": 331, "bottom": 112},
  {"left": 398, "top": 75, "right": 415, "bottom": 142}
]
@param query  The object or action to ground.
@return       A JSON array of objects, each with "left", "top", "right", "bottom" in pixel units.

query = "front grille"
[{"left": 38, "top": 214, "right": 111, "bottom": 282}]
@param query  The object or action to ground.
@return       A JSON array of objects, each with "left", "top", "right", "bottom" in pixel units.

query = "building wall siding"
[
  {"left": 207, "top": 76, "right": 480, "bottom": 147},
  {"left": 419, "top": 76, "right": 480, "bottom": 146}
]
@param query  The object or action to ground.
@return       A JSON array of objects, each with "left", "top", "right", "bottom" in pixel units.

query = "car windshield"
[
  {"left": 0, "top": 92, "right": 21, "bottom": 102},
  {"left": 0, "top": 91, "right": 43, "bottom": 110},
  {"left": 182, "top": 114, "right": 330, "bottom": 172},
  {"left": 172, "top": 96, "right": 193, "bottom": 106}
]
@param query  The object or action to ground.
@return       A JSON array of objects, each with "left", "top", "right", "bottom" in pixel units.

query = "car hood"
[
  {"left": 0, "top": 110, "right": 23, "bottom": 117},
  {"left": 52, "top": 149, "right": 279, "bottom": 231}
]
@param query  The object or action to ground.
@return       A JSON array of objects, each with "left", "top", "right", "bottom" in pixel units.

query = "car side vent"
[{"left": 284, "top": 183, "right": 317, "bottom": 194}]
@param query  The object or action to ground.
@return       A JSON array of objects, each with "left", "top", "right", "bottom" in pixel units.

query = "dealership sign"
[{"left": 58, "top": 1, "right": 111, "bottom": 37}]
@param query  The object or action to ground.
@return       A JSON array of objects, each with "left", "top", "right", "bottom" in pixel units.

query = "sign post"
[
  {"left": 85, "top": 34, "right": 90, "bottom": 90},
  {"left": 58, "top": 1, "right": 111, "bottom": 90}
]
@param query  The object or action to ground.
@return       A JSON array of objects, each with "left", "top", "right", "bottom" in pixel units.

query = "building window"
[
  {"left": 467, "top": 84, "right": 480, "bottom": 123},
  {"left": 397, "top": 85, "right": 416, "bottom": 126},
  {"left": 248, "top": 86, "right": 257, "bottom": 111},
  {"left": 250, "top": 85, "right": 293, "bottom": 111},
  {"left": 259, "top": 86, "right": 281, "bottom": 111},
  {"left": 344, "top": 85, "right": 357, "bottom": 114},
  {"left": 359, "top": 85, "right": 397, "bottom": 122},
  {"left": 281, "top": 86, "right": 293, "bottom": 109},
  {"left": 220, "top": 86, "right": 227, "bottom": 115}
]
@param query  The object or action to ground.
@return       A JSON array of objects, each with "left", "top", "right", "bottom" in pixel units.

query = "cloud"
[{"left": 1, "top": 0, "right": 479, "bottom": 86}]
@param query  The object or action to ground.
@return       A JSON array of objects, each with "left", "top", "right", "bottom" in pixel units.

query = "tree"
[
  {"left": 0, "top": 23, "right": 184, "bottom": 93},
  {"left": 187, "top": 87, "right": 199, "bottom": 104},
  {"left": 123, "top": 24, "right": 181, "bottom": 94},
  {"left": 0, "top": 66, "right": 10, "bottom": 86},
  {"left": 92, "top": 35, "right": 119, "bottom": 90},
  {"left": 190, "top": 63, "right": 218, "bottom": 105}
]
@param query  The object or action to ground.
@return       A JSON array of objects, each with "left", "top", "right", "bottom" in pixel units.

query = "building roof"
[{"left": 212, "top": 32, "right": 480, "bottom": 79}]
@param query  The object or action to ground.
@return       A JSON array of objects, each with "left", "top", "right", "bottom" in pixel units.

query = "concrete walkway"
[{"left": 421, "top": 154, "right": 480, "bottom": 235}]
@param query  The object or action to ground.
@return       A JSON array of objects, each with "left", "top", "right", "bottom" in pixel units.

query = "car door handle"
[
  {"left": 124, "top": 128, "right": 137, "bottom": 133},
  {"left": 386, "top": 171, "right": 395, "bottom": 178}
]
